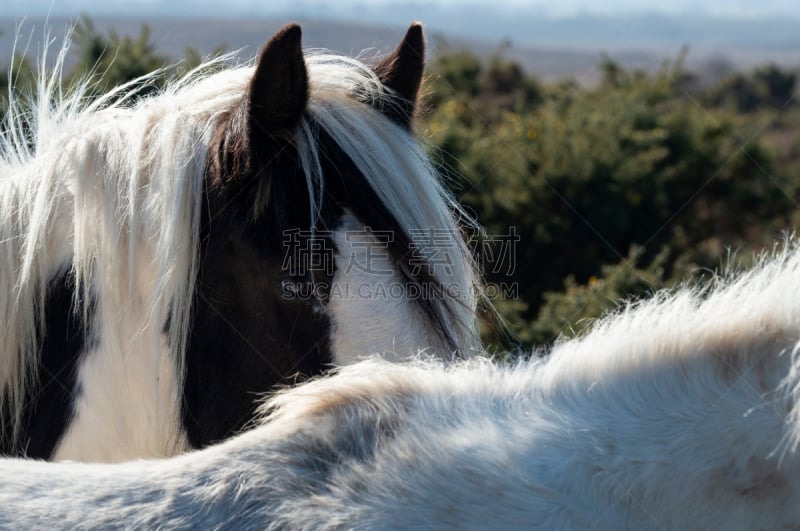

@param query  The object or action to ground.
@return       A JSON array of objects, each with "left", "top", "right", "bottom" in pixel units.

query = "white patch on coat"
[{"left": 327, "top": 214, "right": 453, "bottom": 365}]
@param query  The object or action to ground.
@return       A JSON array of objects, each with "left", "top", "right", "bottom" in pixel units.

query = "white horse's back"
[{"left": 1, "top": 246, "right": 799, "bottom": 528}]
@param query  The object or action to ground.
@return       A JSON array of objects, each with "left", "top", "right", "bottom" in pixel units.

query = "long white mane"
[
  {"left": 0, "top": 244, "right": 799, "bottom": 527},
  {"left": 0, "top": 38, "right": 478, "bottom": 448}
]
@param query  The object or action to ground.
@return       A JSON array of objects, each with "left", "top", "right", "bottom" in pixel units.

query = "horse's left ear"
[
  {"left": 374, "top": 22, "right": 425, "bottom": 126},
  {"left": 248, "top": 23, "right": 309, "bottom": 140}
]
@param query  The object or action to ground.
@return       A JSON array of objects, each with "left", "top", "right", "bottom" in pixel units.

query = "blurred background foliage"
[
  {"left": 425, "top": 43, "right": 798, "bottom": 350},
  {"left": 2, "top": 19, "right": 799, "bottom": 352}
]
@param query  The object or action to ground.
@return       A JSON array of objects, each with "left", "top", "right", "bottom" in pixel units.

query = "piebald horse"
[{"left": 0, "top": 23, "right": 478, "bottom": 462}]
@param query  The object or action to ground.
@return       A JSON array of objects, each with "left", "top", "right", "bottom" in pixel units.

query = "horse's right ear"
[{"left": 248, "top": 24, "right": 309, "bottom": 141}]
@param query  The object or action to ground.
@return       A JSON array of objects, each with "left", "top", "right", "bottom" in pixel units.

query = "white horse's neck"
[{"left": 0, "top": 337, "right": 798, "bottom": 529}]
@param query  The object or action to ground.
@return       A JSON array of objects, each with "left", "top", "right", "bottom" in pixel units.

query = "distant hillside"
[{"left": 1, "top": 16, "right": 798, "bottom": 84}]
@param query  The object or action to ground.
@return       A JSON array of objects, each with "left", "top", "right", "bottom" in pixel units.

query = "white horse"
[
  {"left": 0, "top": 23, "right": 479, "bottom": 462},
  {"left": 1, "top": 243, "right": 799, "bottom": 528}
]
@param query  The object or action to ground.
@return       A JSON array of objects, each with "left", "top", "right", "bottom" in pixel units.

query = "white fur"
[
  {"left": 1, "top": 245, "right": 800, "bottom": 528},
  {"left": 1, "top": 39, "right": 479, "bottom": 461},
  {"left": 328, "top": 213, "right": 456, "bottom": 364}
]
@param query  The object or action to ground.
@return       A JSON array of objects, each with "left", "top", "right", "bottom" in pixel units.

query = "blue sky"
[
  {"left": 5, "top": 0, "right": 800, "bottom": 18},
  {"left": 5, "top": 0, "right": 800, "bottom": 63}
]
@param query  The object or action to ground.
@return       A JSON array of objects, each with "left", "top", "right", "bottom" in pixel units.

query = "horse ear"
[
  {"left": 374, "top": 22, "right": 425, "bottom": 126},
  {"left": 248, "top": 24, "right": 309, "bottom": 140}
]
